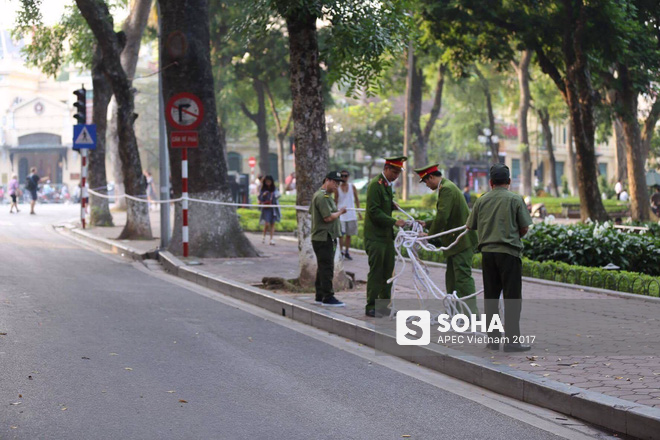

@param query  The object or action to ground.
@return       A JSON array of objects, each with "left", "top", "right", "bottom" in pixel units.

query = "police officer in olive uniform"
[
  {"left": 364, "top": 156, "right": 408, "bottom": 317},
  {"left": 311, "top": 171, "right": 347, "bottom": 307},
  {"left": 413, "top": 164, "right": 479, "bottom": 314},
  {"left": 466, "top": 164, "right": 533, "bottom": 352}
]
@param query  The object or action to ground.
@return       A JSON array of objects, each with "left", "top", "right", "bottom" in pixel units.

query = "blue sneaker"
[{"left": 322, "top": 296, "right": 345, "bottom": 307}]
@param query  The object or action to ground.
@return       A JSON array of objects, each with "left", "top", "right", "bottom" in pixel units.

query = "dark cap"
[
  {"left": 490, "top": 163, "right": 510, "bottom": 181},
  {"left": 325, "top": 171, "right": 344, "bottom": 182}
]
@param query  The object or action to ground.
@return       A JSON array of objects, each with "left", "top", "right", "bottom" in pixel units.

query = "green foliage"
[
  {"left": 522, "top": 222, "right": 660, "bottom": 276},
  {"left": 12, "top": 1, "right": 123, "bottom": 77}
]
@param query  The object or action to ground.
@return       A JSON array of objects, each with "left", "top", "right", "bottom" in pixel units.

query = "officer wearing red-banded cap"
[
  {"left": 363, "top": 156, "right": 407, "bottom": 317},
  {"left": 413, "top": 163, "right": 478, "bottom": 314}
]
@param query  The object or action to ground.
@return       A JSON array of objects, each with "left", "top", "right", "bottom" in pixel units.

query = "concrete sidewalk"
[{"left": 66, "top": 211, "right": 660, "bottom": 438}]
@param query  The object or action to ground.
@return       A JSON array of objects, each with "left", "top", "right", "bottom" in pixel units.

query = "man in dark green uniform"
[
  {"left": 413, "top": 164, "right": 479, "bottom": 314},
  {"left": 466, "top": 164, "right": 533, "bottom": 352},
  {"left": 311, "top": 171, "right": 347, "bottom": 307},
  {"left": 364, "top": 156, "right": 408, "bottom": 317}
]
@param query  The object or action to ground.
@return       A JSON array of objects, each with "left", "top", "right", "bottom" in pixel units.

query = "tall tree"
[
  {"left": 511, "top": 51, "right": 533, "bottom": 195},
  {"left": 601, "top": 0, "right": 660, "bottom": 220},
  {"left": 474, "top": 65, "right": 501, "bottom": 163},
  {"left": 262, "top": 0, "right": 409, "bottom": 285},
  {"left": 422, "top": 0, "right": 616, "bottom": 221},
  {"left": 75, "top": 0, "right": 152, "bottom": 239},
  {"left": 90, "top": 45, "right": 115, "bottom": 226},
  {"left": 158, "top": 0, "right": 257, "bottom": 257},
  {"left": 106, "top": 0, "right": 153, "bottom": 210}
]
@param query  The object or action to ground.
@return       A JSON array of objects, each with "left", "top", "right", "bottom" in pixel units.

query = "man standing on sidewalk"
[
  {"left": 335, "top": 170, "right": 361, "bottom": 260},
  {"left": 311, "top": 171, "right": 347, "bottom": 307},
  {"left": 414, "top": 164, "right": 479, "bottom": 314},
  {"left": 466, "top": 163, "right": 533, "bottom": 352},
  {"left": 364, "top": 157, "right": 407, "bottom": 318}
]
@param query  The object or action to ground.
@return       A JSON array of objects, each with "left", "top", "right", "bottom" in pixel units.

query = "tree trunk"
[
  {"left": 566, "top": 121, "right": 578, "bottom": 196},
  {"left": 475, "top": 66, "right": 500, "bottom": 164},
  {"left": 90, "top": 45, "right": 114, "bottom": 226},
  {"left": 284, "top": 9, "right": 330, "bottom": 287},
  {"left": 617, "top": 67, "right": 650, "bottom": 221},
  {"left": 513, "top": 51, "right": 532, "bottom": 195},
  {"left": 240, "top": 80, "right": 270, "bottom": 177},
  {"left": 538, "top": 109, "right": 559, "bottom": 196},
  {"left": 158, "top": 0, "right": 257, "bottom": 257},
  {"left": 410, "top": 54, "right": 426, "bottom": 169},
  {"left": 422, "top": 63, "right": 445, "bottom": 145},
  {"left": 106, "top": 0, "right": 152, "bottom": 210},
  {"left": 613, "top": 117, "right": 627, "bottom": 183},
  {"left": 535, "top": 7, "right": 608, "bottom": 222},
  {"left": 564, "top": 78, "right": 608, "bottom": 222},
  {"left": 75, "top": 0, "right": 152, "bottom": 239},
  {"left": 641, "top": 99, "right": 660, "bottom": 161},
  {"left": 264, "top": 82, "right": 291, "bottom": 195}
]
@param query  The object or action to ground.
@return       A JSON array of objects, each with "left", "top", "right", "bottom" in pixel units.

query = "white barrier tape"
[
  {"left": 182, "top": 195, "right": 188, "bottom": 210},
  {"left": 88, "top": 188, "right": 368, "bottom": 213}
]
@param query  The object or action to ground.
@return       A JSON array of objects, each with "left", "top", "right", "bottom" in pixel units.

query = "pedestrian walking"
[
  {"left": 334, "top": 170, "right": 361, "bottom": 260},
  {"left": 258, "top": 175, "right": 281, "bottom": 245},
  {"left": 414, "top": 164, "right": 479, "bottom": 314},
  {"left": 144, "top": 170, "right": 157, "bottom": 211},
  {"left": 8, "top": 174, "right": 20, "bottom": 213},
  {"left": 615, "top": 180, "right": 623, "bottom": 200},
  {"left": 26, "top": 167, "right": 40, "bottom": 215},
  {"left": 466, "top": 163, "right": 533, "bottom": 352},
  {"left": 311, "top": 171, "right": 347, "bottom": 307},
  {"left": 463, "top": 185, "right": 471, "bottom": 205},
  {"left": 364, "top": 156, "right": 408, "bottom": 317}
]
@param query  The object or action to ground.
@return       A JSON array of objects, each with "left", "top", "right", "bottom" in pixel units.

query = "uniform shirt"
[
  {"left": 466, "top": 186, "right": 533, "bottom": 258},
  {"left": 428, "top": 178, "right": 477, "bottom": 257},
  {"left": 364, "top": 174, "right": 397, "bottom": 242},
  {"left": 311, "top": 189, "right": 341, "bottom": 241}
]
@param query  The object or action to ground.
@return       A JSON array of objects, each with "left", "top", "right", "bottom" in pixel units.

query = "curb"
[
  {"left": 62, "top": 226, "right": 156, "bottom": 261},
  {"left": 157, "top": 249, "right": 659, "bottom": 440}
]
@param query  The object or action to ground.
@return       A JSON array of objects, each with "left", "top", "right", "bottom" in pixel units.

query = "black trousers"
[
  {"left": 312, "top": 237, "right": 336, "bottom": 301},
  {"left": 482, "top": 252, "right": 522, "bottom": 340}
]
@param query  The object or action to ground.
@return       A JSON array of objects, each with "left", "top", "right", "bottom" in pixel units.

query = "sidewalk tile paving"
[{"left": 82, "top": 211, "right": 660, "bottom": 409}]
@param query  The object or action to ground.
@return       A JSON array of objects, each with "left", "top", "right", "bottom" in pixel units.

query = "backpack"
[{"left": 26, "top": 175, "right": 36, "bottom": 191}]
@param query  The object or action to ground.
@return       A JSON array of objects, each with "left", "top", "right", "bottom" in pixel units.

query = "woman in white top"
[{"left": 334, "top": 170, "right": 361, "bottom": 260}]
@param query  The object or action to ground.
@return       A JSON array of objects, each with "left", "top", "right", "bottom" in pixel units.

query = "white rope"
[
  {"left": 387, "top": 206, "right": 485, "bottom": 327},
  {"left": 87, "top": 188, "right": 367, "bottom": 212}
]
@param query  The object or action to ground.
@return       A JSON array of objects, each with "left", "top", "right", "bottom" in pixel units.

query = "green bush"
[{"left": 522, "top": 221, "right": 660, "bottom": 275}]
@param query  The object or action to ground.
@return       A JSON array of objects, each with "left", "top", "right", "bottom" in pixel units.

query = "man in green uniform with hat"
[
  {"left": 364, "top": 156, "right": 408, "bottom": 317},
  {"left": 311, "top": 171, "right": 347, "bottom": 307},
  {"left": 466, "top": 163, "right": 533, "bottom": 352},
  {"left": 413, "top": 163, "right": 479, "bottom": 314}
]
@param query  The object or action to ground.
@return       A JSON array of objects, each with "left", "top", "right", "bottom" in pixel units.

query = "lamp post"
[{"left": 478, "top": 128, "right": 500, "bottom": 163}]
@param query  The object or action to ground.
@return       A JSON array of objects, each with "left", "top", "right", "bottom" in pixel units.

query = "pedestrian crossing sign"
[{"left": 73, "top": 124, "right": 96, "bottom": 150}]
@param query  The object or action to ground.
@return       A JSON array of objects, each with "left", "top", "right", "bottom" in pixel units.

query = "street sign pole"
[
  {"left": 81, "top": 149, "right": 88, "bottom": 229},
  {"left": 166, "top": 92, "right": 203, "bottom": 258},
  {"left": 182, "top": 148, "right": 189, "bottom": 257}
]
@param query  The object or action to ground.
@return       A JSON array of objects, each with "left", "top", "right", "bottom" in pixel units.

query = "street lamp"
[{"left": 478, "top": 128, "right": 499, "bottom": 162}]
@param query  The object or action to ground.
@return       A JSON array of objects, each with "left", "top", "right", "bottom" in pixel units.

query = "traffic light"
[{"left": 73, "top": 86, "right": 86, "bottom": 125}]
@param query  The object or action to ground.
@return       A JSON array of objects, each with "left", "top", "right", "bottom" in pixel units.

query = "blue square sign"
[{"left": 73, "top": 124, "right": 96, "bottom": 150}]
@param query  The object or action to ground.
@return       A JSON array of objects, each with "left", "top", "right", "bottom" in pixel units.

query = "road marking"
[{"left": 133, "top": 262, "right": 618, "bottom": 440}]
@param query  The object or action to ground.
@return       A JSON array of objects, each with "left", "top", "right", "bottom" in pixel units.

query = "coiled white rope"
[{"left": 387, "top": 206, "right": 485, "bottom": 323}]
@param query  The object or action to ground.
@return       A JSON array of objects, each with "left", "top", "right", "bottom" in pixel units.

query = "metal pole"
[
  {"left": 402, "top": 40, "right": 413, "bottom": 201},
  {"left": 182, "top": 148, "right": 189, "bottom": 257},
  {"left": 158, "top": 3, "right": 171, "bottom": 249},
  {"left": 81, "top": 149, "right": 87, "bottom": 229}
]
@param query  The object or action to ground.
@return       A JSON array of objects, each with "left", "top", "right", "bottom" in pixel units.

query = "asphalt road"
[{"left": 0, "top": 205, "right": 615, "bottom": 439}]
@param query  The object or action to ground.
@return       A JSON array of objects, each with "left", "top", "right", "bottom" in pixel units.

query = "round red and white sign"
[
  {"left": 248, "top": 157, "right": 257, "bottom": 168},
  {"left": 166, "top": 92, "right": 204, "bottom": 131}
]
